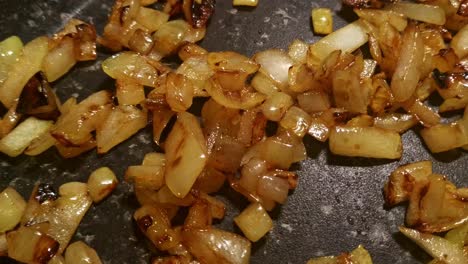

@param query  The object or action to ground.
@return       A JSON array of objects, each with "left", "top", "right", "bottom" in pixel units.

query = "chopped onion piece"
[
  {"left": 87, "top": 167, "right": 118, "bottom": 203},
  {"left": 451, "top": 24, "right": 468, "bottom": 59},
  {"left": 254, "top": 49, "right": 294, "bottom": 87},
  {"left": 261, "top": 92, "right": 293, "bottom": 121},
  {"left": 205, "top": 77, "right": 266, "bottom": 110},
  {"left": 399, "top": 227, "right": 466, "bottom": 264},
  {"left": 43, "top": 37, "right": 76, "bottom": 82},
  {"left": 125, "top": 165, "right": 165, "bottom": 190},
  {"left": 386, "top": 3, "right": 446, "bottom": 26},
  {"left": 166, "top": 72, "right": 194, "bottom": 112},
  {"left": 65, "top": 241, "right": 102, "bottom": 264},
  {"left": 96, "top": 105, "right": 147, "bottom": 153},
  {"left": 234, "top": 203, "right": 273, "bottom": 242},
  {"left": 7, "top": 226, "right": 59, "bottom": 263},
  {"left": 420, "top": 123, "right": 468, "bottom": 153},
  {"left": 102, "top": 52, "right": 165, "bottom": 87},
  {"left": 297, "top": 91, "right": 331, "bottom": 113},
  {"left": 374, "top": 113, "right": 417, "bottom": 133},
  {"left": 182, "top": 227, "right": 251, "bottom": 264},
  {"left": 330, "top": 126, "right": 402, "bottom": 159},
  {"left": 251, "top": 72, "right": 280, "bottom": 95},
  {"left": 391, "top": 24, "right": 425, "bottom": 102},
  {"left": 165, "top": 112, "right": 207, "bottom": 198},
  {"left": 257, "top": 175, "right": 289, "bottom": 204},
  {"left": 308, "top": 21, "right": 368, "bottom": 63},
  {"left": 0, "top": 36, "right": 23, "bottom": 84},
  {"left": 0, "top": 187, "right": 26, "bottom": 232},
  {"left": 142, "top": 152, "right": 166, "bottom": 166},
  {"left": 288, "top": 39, "right": 309, "bottom": 64},
  {"left": 0, "top": 117, "right": 53, "bottom": 157},
  {"left": 0, "top": 36, "right": 48, "bottom": 108},
  {"left": 311, "top": 8, "right": 333, "bottom": 35},
  {"left": 279, "top": 106, "right": 313, "bottom": 138},
  {"left": 136, "top": 7, "right": 169, "bottom": 32},
  {"left": 233, "top": 0, "right": 258, "bottom": 6},
  {"left": 208, "top": 51, "right": 259, "bottom": 74}
]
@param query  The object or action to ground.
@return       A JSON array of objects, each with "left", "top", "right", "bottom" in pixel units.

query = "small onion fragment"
[
  {"left": 64, "top": 241, "right": 102, "bottom": 264},
  {"left": 165, "top": 112, "right": 207, "bottom": 198},
  {"left": 254, "top": 49, "right": 294, "bottom": 87},
  {"left": 399, "top": 227, "right": 466, "bottom": 264},
  {"left": 386, "top": 3, "right": 446, "bottom": 26},
  {"left": 182, "top": 227, "right": 251, "bottom": 264},
  {"left": 0, "top": 187, "right": 26, "bottom": 232},
  {"left": 87, "top": 167, "right": 118, "bottom": 203},
  {"left": 391, "top": 24, "right": 425, "bottom": 102},
  {"left": 234, "top": 202, "right": 272, "bottom": 242}
]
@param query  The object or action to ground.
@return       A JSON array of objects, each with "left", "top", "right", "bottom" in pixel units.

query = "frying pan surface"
[{"left": 0, "top": 0, "right": 466, "bottom": 263}]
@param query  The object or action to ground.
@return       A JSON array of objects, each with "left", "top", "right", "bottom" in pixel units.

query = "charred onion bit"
[
  {"left": 34, "top": 235, "right": 60, "bottom": 264},
  {"left": 433, "top": 69, "right": 447, "bottom": 88},
  {"left": 17, "top": 72, "right": 60, "bottom": 121},
  {"left": 183, "top": 0, "right": 216, "bottom": 28},
  {"left": 35, "top": 183, "right": 58, "bottom": 204},
  {"left": 459, "top": 0, "right": 468, "bottom": 16}
]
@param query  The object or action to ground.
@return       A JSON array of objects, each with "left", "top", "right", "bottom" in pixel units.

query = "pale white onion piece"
[
  {"left": 0, "top": 187, "right": 26, "bottom": 232},
  {"left": 451, "top": 24, "right": 468, "bottom": 59},
  {"left": 308, "top": 21, "right": 368, "bottom": 63},
  {"left": 257, "top": 175, "right": 289, "bottom": 204},
  {"left": 253, "top": 49, "right": 294, "bottom": 87},
  {"left": 391, "top": 25, "right": 424, "bottom": 102},
  {"left": 386, "top": 3, "right": 446, "bottom": 26}
]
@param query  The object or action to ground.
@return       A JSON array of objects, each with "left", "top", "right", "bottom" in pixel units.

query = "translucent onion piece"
[
  {"left": 261, "top": 92, "right": 293, "bottom": 121},
  {"left": 166, "top": 72, "right": 194, "bottom": 112},
  {"left": 420, "top": 123, "right": 468, "bottom": 153},
  {"left": 0, "top": 36, "right": 48, "bottom": 108},
  {"left": 311, "top": 8, "right": 333, "bottom": 35},
  {"left": 233, "top": 0, "right": 258, "bottom": 6},
  {"left": 207, "top": 51, "right": 259, "bottom": 74},
  {"left": 391, "top": 24, "right": 425, "bottom": 102},
  {"left": 136, "top": 7, "right": 170, "bottom": 32},
  {"left": 354, "top": 9, "right": 407, "bottom": 32},
  {"left": 87, "top": 167, "right": 118, "bottom": 203},
  {"left": 182, "top": 227, "right": 251, "bottom": 264},
  {"left": 297, "top": 91, "right": 331, "bottom": 113},
  {"left": 102, "top": 52, "right": 163, "bottom": 87},
  {"left": 399, "top": 227, "right": 466, "bottom": 264},
  {"left": 374, "top": 113, "right": 417, "bottom": 133},
  {"left": 0, "top": 36, "right": 23, "bottom": 86},
  {"left": 386, "top": 3, "right": 446, "bottom": 26},
  {"left": 152, "top": 20, "right": 190, "bottom": 57},
  {"left": 451, "top": 24, "right": 468, "bottom": 59},
  {"left": 0, "top": 187, "right": 26, "bottom": 232},
  {"left": 65, "top": 241, "right": 102, "bottom": 264},
  {"left": 257, "top": 175, "right": 289, "bottom": 204},
  {"left": 329, "top": 126, "right": 402, "bottom": 159},
  {"left": 234, "top": 203, "right": 272, "bottom": 242},
  {"left": 205, "top": 77, "right": 266, "bottom": 110},
  {"left": 43, "top": 36, "right": 76, "bottom": 82},
  {"left": 0, "top": 117, "right": 53, "bottom": 157},
  {"left": 279, "top": 106, "right": 313, "bottom": 138},
  {"left": 308, "top": 21, "right": 368, "bottom": 64},
  {"left": 96, "top": 105, "right": 147, "bottom": 154},
  {"left": 288, "top": 39, "right": 308, "bottom": 64},
  {"left": 254, "top": 49, "right": 294, "bottom": 87},
  {"left": 165, "top": 112, "right": 207, "bottom": 198}
]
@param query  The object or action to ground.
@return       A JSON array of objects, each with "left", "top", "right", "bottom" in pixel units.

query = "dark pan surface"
[{"left": 0, "top": 0, "right": 466, "bottom": 263}]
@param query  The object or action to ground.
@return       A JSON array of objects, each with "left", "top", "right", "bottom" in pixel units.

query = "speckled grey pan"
[{"left": 0, "top": 0, "right": 466, "bottom": 263}]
